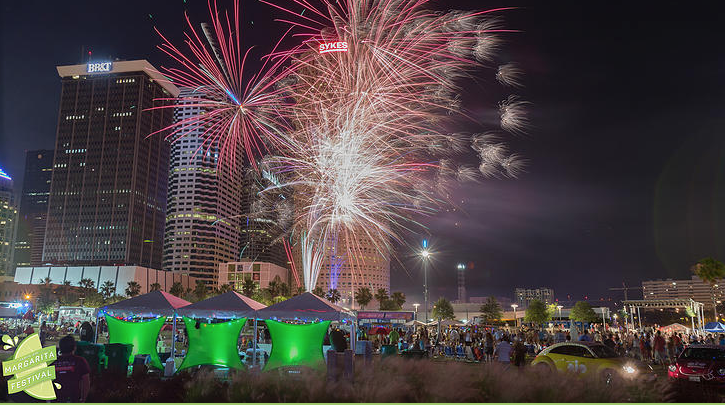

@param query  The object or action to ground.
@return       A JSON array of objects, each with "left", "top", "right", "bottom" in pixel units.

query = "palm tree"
[
  {"left": 390, "top": 291, "right": 406, "bottom": 310},
  {"left": 374, "top": 288, "right": 389, "bottom": 309},
  {"left": 219, "top": 284, "right": 233, "bottom": 294},
  {"left": 355, "top": 287, "right": 373, "bottom": 309},
  {"left": 169, "top": 282, "right": 184, "bottom": 297},
  {"left": 326, "top": 288, "right": 341, "bottom": 303},
  {"left": 312, "top": 286, "right": 325, "bottom": 298},
  {"left": 193, "top": 280, "right": 207, "bottom": 302},
  {"left": 78, "top": 278, "right": 95, "bottom": 290},
  {"left": 125, "top": 281, "right": 141, "bottom": 297},
  {"left": 693, "top": 258, "right": 725, "bottom": 321},
  {"left": 100, "top": 281, "right": 115, "bottom": 300},
  {"left": 149, "top": 282, "right": 161, "bottom": 292},
  {"left": 241, "top": 279, "right": 257, "bottom": 297}
]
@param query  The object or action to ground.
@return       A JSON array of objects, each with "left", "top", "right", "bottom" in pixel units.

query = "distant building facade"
[
  {"left": 316, "top": 232, "right": 391, "bottom": 307},
  {"left": 218, "top": 260, "right": 289, "bottom": 292},
  {"left": 163, "top": 88, "right": 242, "bottom": 288},
  {"left": 14, "top": 150, "right": 54, "bottom": 269},
  {"left": 0, "top": 168, "right": 17, "bottom": 275},
  {"left": 515, "top": 287, "right": 555, "bottom": 308},
  {"left": 642, "top": 276, "right": 725, "bottom": 309},
  {"left": 238, "top": 168, "right": 289, "bottom": 269},
  {"left": 14, "top": 265, "right": 196, "bottom": 296},
  {"left": 43, "top": 60, "right": 178, "bottom": 269}
]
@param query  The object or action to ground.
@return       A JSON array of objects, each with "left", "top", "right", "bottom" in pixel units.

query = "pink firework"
[{"left": 148, "top": 0, "right": 299, "bottom": 169}]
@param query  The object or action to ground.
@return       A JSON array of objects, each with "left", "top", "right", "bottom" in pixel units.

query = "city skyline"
[{"left": 2, "top": 1, "right": 725, "bottom": 303}]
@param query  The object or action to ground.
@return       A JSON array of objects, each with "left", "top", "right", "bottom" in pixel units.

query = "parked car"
[
  {"left": 668, "top": 344, "right": 725, "bottom": 385},
  {"left": 531, "top": 341, "right": 654, "bottom": 382}
]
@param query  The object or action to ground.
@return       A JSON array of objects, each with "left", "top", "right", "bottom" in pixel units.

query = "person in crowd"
[
  {"left": 54, "top": 335, "right": 91, "bottom": 402},
  {"left": 512, "top": 338, "right": 527, "bottom": 368},
  {"left": 484, "top": 332, "right": 495, "bottom": 362},
  {"left": 494, "top": 336, "right": 512, "bottom": 365},
  {"left": 579, "top": 329, "right": 592, "bottom": 342},
  {"left": 653, "top": 330, "right": 666, "bottom": 364}
]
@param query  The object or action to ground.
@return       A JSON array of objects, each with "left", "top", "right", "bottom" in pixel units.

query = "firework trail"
[
  {"left": 155, "top": 0, "right": 529, "bottom": 292},
  {"left": 261, "top": 0, "right": 529, "bottom": 291},
  {"left": 148, "top": 0, "right": 299, "bottom": 169}
]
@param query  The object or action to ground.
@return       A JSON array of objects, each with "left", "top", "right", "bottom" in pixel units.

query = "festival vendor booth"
[
  {"left": 98, "top": 291, "right": 191, "bottom": 370},
  {"left": 256, "top": 292, "right": 356, "bottom": 372},
  {"left": 660, "top": 322, "right": 690, "bottom": 334},
  {"left": 704, "top": 322, "right": 725, "bottom": 333},
  {"left": 176, "top": 291, "right": 265, "bottom": 371}
]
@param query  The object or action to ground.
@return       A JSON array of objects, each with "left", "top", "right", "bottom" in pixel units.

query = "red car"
[{"left": 668, "top": 345, "right": 725, "bottom": 384}]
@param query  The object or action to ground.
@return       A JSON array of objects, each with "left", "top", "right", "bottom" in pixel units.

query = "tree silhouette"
[
  {"left": 125, "top": 281, "right": 141, "bottom": 297},
  {"left": 326, "top": 288, "right": 341, "bottom": 303},
  {"left": 374, "top": 288, "right": 389, "bottom": 309},
  {"left": 149, "top": 283, "right": 161, "bottom": 292},
  {"left": 100, "top": 281, "right": 116, "bottom": 300},
  {"left": 355, "top": 287, "right": 373, "bottom": 309}
]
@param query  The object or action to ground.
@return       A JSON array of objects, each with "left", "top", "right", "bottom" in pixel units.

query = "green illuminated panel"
[
  {"left": 178, "top": 317, "right": 247, "bottom": 371},
  {"left": 264, "top": 320, "right": 330, "bottom": 372},
  {"left": 105, "top": 315, "right": 165, "bottom": 370}
]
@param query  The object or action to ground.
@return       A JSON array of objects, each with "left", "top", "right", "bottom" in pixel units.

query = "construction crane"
[{"left": 609, "top": 282, "right": 644, "bottom": 301}]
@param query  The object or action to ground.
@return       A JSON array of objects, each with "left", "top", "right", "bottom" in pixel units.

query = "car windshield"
[
  {"left": 681, "top": 348, "right": 725, "bottom": 361},
  {"left": 589, "top": 344, "right": 618, "bottom": 358}
]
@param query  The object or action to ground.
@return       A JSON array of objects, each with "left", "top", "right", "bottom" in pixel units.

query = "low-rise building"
[
  {"left": 514, "top": 287, "right": 555, "bottom": 308},
  {"left": 218, "top": 260, "right": 290, "bottom": 292},
  {"left": 14, "top": 265, "right": 196, "bottom": 296},
  {"left": 642, "top": 276, "right": 724, "bottom": 308}
]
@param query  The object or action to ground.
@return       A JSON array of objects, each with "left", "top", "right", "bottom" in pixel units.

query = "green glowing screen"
[
  {"left": 263, "top": 320, "right": 331, "bottom": 372},
  {"left": 178, "top": 316, "right": 247, "bottom": 370},
  {"left": 105, "top": 315, "right": 165, "bottom": 369}
]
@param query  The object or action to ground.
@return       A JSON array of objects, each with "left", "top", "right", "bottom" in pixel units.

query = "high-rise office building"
[
  {"left": 43, "top": 60, "right": 178, "bottom": 269},
  {"left": 0, "top": 168, "right": 17, "bottom": 275},
  {"left": 238, "top": 168, "right": 289, "bottom": 269},
  {"left": 163, "top": 88, "right": 243, "bottom": 288},
  {"left": 14, "top": 150, "right": 54, "bottom": 268},
  {"left": 316, "top": 232, "right": 390, "bottom": 306}
]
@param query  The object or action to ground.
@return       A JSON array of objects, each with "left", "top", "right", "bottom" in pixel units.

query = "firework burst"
[{"left": 155, "top": 0, "right": 529, "bottom": 292}]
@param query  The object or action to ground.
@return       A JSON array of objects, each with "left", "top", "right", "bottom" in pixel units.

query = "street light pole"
[
  {"left": 413, "top": 303, "right": 420, "bottom": 322},
  {"left": 556, "top": 305, "right": 563, "bottom": 324},
  {"left": 420, "top": 240, "right": 430, "bottom": 323},
  {"left": 511, "top": 304, "right": 518, "bottom": 328}
]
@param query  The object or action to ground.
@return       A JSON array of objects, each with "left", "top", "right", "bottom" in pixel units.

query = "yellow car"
[{"left": 531, "top": 341, "right": 653, "bottom": 382}]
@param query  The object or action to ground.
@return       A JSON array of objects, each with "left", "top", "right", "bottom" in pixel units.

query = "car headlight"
[
  {"left": 622, "top": 365, "right": 637, "bottom": 374},
  {"left": 718, "top": 368, "right": 725, "bottom": 376},
  {"left": 668, "top": 365, "right": 678, "bottom": 373}
]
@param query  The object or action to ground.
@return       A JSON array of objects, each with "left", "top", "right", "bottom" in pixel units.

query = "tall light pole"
[
  {"left": 420, "top": 240, "right": 431, "bottom": 323},
  {"left": 556, "top": 305, "right": 563, "bottom": 321},
  {"left": 511, "top": 304, "right": 519, "bottom": 328},
  {"left": 413, "top": 303, "right": 420, "bottom": 321}
]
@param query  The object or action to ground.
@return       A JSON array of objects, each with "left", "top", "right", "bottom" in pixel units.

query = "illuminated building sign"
[
  {"left": 87, "top": 62, "right": 113, "bottom": 73},
  {"left": 318, "top": 41, "right": 348, "bottom": 54}
]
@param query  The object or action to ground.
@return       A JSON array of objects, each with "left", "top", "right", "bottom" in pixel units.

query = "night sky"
[{"left": 2, "top": 1, "right": 725, "bottom": 305}]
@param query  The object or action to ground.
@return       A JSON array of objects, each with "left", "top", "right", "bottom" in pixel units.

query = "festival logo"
[{"left": 1, "top": 333, "right": 58, "bottom": 400}]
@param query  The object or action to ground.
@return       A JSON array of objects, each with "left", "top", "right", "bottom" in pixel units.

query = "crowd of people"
[{"left": 358, "top": 322, "right": 724, "bottom": 367}]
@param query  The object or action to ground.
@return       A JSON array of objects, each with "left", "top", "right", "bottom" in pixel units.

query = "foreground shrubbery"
[{"left": 85, "top": 358, "right": 682, "bottom": 402}]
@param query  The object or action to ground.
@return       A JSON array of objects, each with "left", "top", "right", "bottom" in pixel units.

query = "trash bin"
[
  {"left": 75, "top": 341, "right": 106, "bottom": 375},
  {"left": 104, "top": 343, "right": 133, "bottom": 375}
]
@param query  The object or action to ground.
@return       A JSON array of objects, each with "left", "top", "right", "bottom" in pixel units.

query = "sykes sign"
[
  {"left": 318, "top": 41, "right": 348, "bottom": 54},
  {"left": 87, "top": 62, "right": 113, "bottom": 73}
]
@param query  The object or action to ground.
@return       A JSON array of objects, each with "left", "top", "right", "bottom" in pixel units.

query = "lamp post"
[
  {"left": 556, "top": 305, "right": 563, "bottom": 324},
  {"left": 420, "top": 240, "right": 431, "bottom": 323},
  {"left": 600, "top": 307, "right": 607, "bottom": 330},
  {"left": 457, "top": 263, "right": 467, "bottom": 322},
  {"left": 413, "top": 303, "right": 420, "bottom": 322},
  {"left": 511, "top": 304, "right": 519, "bottom": 328}
]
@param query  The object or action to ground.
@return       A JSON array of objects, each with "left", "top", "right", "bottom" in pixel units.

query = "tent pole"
[
  {"left": 350, "top": 318, "right": 356, "bottom": 354},
  {"left": 253, "top": 318, "right": 258, "bottom": 368},
  {"left": 172, "top": 311, "right": 177, "bottom": 364},
  {"left": 94, "top": 311, "right": 100, "bottom": 343}
]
